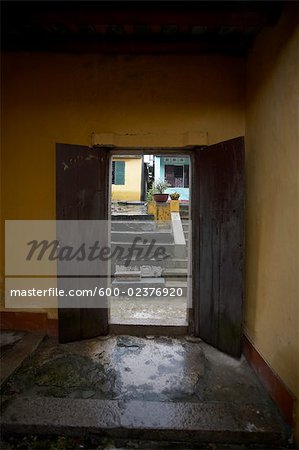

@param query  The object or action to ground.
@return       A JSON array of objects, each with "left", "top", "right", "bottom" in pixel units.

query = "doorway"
[
  {"left": 56, "top": 137, "right": 244, "bottom": 357},
  {"left": 108, "top": 152, "right": 192, "bottom": 329}
]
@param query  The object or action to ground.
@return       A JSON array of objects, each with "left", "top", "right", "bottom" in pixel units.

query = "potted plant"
[
  {"left": 153, "top": 179, "right": 170, "bottom": 202},
  {"left": 170, "top": 192, "right": 180, "bottom": 212},
  {"left": 170, "top": 192, "right": 180, "bottom": 200}
]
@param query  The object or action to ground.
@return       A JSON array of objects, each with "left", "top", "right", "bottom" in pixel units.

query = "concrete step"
[
  {"left": 164, "top": 276, "right": 188, "bottom": 282},
  {"left": 111, "top": 258, "right": 189, "bottom": 275},
  {"left": 114, "top": 258, "right": 164, "bottom": 268},
  {"left": 115, "top": 266, "right": 163, "bottom": 278},
  {"left": 111, "top": 230, "right": 174, "bottom": 244},
  {"left": 114, "top": 257, "right": 188, "bottom": 265},
  {"left": 165, "top": 280, "right": 188, "bottom": 286},
  {"left": 111, "top": 221, "right": 156, "bottom": 232},
  {"left": 111, "top": 242, "right": 179, "bottom": 258},
  {"left": 113, "top": 201, "right": 145, "bottom": 206},
  {"left": 112, "top": 278, "right": 166, "bottom": 290},
  {"left": 163, "top": 268, "right": 188, "bottom": 278},
  {"left": 165, "top": 280, "right": 188, "bottom": 296},
  {"left": 112, "top": 214, "right": 154, "bottom": 221},
  {"left": 112, "top": 258, "right": 163, "bottom": 275},
  {"left": 114, "top": 271, "right": 141, "bottom": 280},
  {"left": 164, "top": 258, "right": 188, "bottom": 269},
  {"left": 1, "top": 397, "right": 290, "bottom": 445}
]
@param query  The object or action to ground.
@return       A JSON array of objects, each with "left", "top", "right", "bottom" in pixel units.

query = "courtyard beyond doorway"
[{"left": 109, "top": 153, "right": 191, "bottom": 328}]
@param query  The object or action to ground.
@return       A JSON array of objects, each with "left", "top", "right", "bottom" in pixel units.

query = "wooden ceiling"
[{"left": 2, "top": 1, "right": 284, "bottom": 55}]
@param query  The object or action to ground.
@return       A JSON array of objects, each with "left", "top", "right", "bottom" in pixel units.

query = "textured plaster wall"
[
  {"left": 1, "top": 52, "right": 245, "bottom": 313},
  {"left": 245, "top": 5, "right": 299, "bottom": 439}
]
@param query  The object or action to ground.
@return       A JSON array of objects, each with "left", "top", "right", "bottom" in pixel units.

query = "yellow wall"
[
  {"left": 245, "top": 5, "right": 299, "bottom": 439},
  {"left": 1, "top": 52, "right": 245, "bottom": 313},
  {"left": 111, "top": 157, "right": 142, "bottom": 201}
]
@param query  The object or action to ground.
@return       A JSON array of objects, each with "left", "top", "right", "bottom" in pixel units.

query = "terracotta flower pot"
[{"left": 153, "top": 193, "right": 169, "bottom": 203}]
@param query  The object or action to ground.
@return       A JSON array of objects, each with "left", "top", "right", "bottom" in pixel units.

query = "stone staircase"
[{"left": 110, "top": 211, "right": 189, "bottom": 297}]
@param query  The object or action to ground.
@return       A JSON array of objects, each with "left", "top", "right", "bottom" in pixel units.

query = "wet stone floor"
[
  {"left": 110, "top": 298, "right": 188, "bottom": 325},
  {"left": 2, "top": 335, "right": 273, "bottom": 406},
  {"left": 1, "top": 335, "right": 291, "bottom": 450},
  {"left": 0, "top": 330, "right": 27, "bottom": 358}
]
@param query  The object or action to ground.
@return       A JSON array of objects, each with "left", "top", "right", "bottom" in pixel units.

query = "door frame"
[
  {"left": 95, "top": 145, "right": 204, "bottom": 335},
  {"left": 56, "top": 139, "right": 244, "bottom": 351}
]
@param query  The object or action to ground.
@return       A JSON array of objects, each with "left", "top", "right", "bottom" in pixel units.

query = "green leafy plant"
[
  {"left": 170, "top": 192, "right": 180, "bottom": 200},
  {"left": 153, "top": 179, "right": 170, "bottom": 194},
  {"left": 146, "top": 187, "right": 153, "bottom": 202}
]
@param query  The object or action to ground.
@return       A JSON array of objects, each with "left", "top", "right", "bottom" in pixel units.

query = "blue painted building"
[{"left": 154, "top": 156, "right": 190, "bottom": 201}]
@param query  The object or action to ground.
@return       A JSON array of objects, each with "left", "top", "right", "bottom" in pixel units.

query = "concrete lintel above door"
[{"left": 91, "top": 131, "right": 208, "bottom": 149}]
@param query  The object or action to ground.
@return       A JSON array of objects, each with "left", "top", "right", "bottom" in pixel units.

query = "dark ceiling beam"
[
  {"left": 2, "top": 1, "right": 283, "bottom": 29},
  {"left": 1, "top": 1, "right": 284, "bottom": 55},
  {"left": 1, "top": 34, "right": 254, "bottom": 56}
]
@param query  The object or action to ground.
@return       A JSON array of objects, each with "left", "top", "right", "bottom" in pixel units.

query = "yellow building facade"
[{"left": 111, "top": 156, "right": 143, "bottom": 202}]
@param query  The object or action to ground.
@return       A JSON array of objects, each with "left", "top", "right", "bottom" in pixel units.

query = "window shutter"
[{"left": 115, "top": 161, "right": 125, "bottom": 185}]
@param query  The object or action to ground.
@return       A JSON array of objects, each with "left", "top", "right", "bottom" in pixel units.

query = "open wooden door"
[
  {"left": 192, "top": 137, "right": 245, "bottom": 357},
  {"left": 56, "top": 143, "right": 110, "bottom": 343}
]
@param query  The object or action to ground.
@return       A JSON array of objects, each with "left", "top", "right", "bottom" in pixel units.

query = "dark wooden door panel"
[
  {"left": 193, "top": 137, "right": 245, "bottom": 357},
  {"left": 56, "top": 143, "right": 109, "bottom": 343}
]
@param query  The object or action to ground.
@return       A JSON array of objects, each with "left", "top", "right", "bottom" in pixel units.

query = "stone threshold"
[
  {"left": 109, "top": 322, "right": 188, "bottom": 336},
  {"left": 1, "top": 397, "right": 290, "bottom": 445}
]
